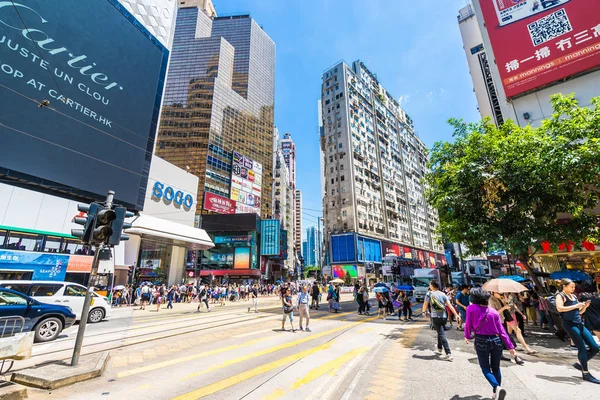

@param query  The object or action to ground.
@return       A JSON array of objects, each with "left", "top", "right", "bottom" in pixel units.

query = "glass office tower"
[{"left": 156, "top": 3, "right": 275, "bottom": 218}]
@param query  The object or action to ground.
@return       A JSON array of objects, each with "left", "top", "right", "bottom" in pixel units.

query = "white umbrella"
[
  {"left": 113, "top": 285, "right": 125, "bottom": 290},
  {"left": 483, "top": 279, "right": 528, "bottom": 293}
]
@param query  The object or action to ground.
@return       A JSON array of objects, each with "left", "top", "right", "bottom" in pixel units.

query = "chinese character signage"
[
  {"left": 203, "top": 192, "right": 236, "bottom": 214},
  {"left": 230, "top": 151, "right": 262, "bottom": 215},
  {"left": 0, "top": 250, "right": 68, "bottom": 281},
  {"left": 478, "top": 0, "right": 600, "bottom": 98}
]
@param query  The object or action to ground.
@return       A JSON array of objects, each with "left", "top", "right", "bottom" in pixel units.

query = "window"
[
  {"left": 65, "top": 285, "right": 86, "bottom": 297},
  {"left": 331, "top": 179, "right": 334, "bottom": 184},
  {"left": 0, "top": 283, "right": 30, "bottom": 295},
  {"left": 44, "top": 236, "right": 62, "bottom": 253},
  {"left": 0, "top": 229, "right": 6, "bottom": 248},
  {"left": 338, "top": 143, "right": 343, "bottom": 149},
  {"left": 330, "top": 167, "right": 333, "bottom": 173},
  {"left": 63, "top": 239, "right": 85, "bottom": 254},
  {"left": 29, "top": 284, "right": 62, "bottom": 297},
  {"left": 0, "top": 291, "right": 27, "bottom": 306},
  {"left": 5, "top": 232, "right": 43, "bottom": 251},
  {"left": 342, "top": 211, "right": 347, "bottom": 217},
  {"left": 341, "top": 175, "right": 345, "bottom": 181},
  {"left": 340, "top": 165, "right": 344, "bottom": 170}
]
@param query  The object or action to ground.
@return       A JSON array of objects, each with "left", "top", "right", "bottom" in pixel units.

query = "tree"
[
  {"left": 425, "top": 94, "right": 600, "bottom": 291},
  {"left": 344, "top": 271, "right": 353, "bottom": 286}
]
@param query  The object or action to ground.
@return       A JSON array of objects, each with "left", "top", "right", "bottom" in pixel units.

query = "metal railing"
[{"left": 0, "top": 316, "right": 26, "bottom": 376}]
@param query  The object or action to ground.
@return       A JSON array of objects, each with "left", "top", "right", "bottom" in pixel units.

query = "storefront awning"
[{"left": 125, "top": 214, "right": 214, "bottom": 250}]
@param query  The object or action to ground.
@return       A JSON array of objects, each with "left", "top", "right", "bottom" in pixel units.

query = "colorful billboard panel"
[
  {"left": 478, "top": 0, "right": 600, "bottom": 98},
  {"left": 203, "top": 192, "right": 236, "bottom": 214},
  {"left": 230, "top": 151, "right": 261, "bottom": 215},
  {"left": 260, "top": 220, "right": 281, "bottom": 256},
  {"left": 234, "top": 247, "right": 250, "bottom": 269},
  {"left": 333, "top": 265, "right": 358, "bottom": 279}
]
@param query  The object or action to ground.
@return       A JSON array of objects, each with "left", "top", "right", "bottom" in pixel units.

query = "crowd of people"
[{"left": 420, "top": 278, "right": 600, "bottom": 400}]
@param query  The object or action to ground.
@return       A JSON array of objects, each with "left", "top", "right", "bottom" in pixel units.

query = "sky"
[{"left": 215, "top": 0, "right": 482, "bottom": 232}]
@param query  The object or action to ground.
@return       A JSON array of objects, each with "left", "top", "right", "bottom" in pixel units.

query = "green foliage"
[
  {"left": 344, "top": 272, "right": 352, "bottom": 286},
  {"left": 425, "top": 94, "right": 600, "bottom": 259}
]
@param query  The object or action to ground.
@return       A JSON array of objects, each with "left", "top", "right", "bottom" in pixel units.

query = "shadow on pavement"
[
  {"left": 535, "top": 374, "right": 583, "bottom": 385},
  {"left": 411, "top": 354, "right": 439, "bottom": 361},
  {"left": 449, "top": 395, "right": 487, "bottom": 400}
]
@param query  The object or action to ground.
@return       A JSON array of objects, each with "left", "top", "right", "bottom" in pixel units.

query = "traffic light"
[
  {"left": 107, "top": 207, "right": 135, "bottom": 246},
  {"left": 92, "top": 207, "right": 116, "bottom": 243},
  {"left": 71, "top": 203, "right": 100, "bottom": 245}
]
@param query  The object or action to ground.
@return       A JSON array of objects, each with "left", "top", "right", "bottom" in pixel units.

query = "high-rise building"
[
  {"left": 155, "top": 0, "right": 276, "bottom": 218},
  {"left": 303, "top": 227, "right": 318, "bottom": 267},
  {"left": 459, "top": 1, "right": 600, "bottom": 128},
  {"left": 280, "top": 132, "right": 301, "bottom": 262},
  {"left": 119, "top": 0, "right": 179, "bottom": 49},
  {"left": 320, "top": 61, "right": 444, "bottom": 273},
  {"left": 294, "top": 190, "right": 302, "bottom": 251},
  {"left": 272, "top": 128, "right": 295, "bottom": 273}
]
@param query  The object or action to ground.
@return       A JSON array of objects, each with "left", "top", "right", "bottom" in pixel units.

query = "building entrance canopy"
[{"left": 125, "top": 214, "right": 214, "bottom": 250}]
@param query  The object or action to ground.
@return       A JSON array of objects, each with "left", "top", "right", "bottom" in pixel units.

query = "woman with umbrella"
[{"left": 327, "top": 283, "right": 338, "bottom": 313}]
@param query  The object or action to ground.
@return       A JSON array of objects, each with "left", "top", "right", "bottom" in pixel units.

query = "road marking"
[
  {"left": 265, "top": 346, "right": 369, "bottom": 399},
  {"left": 338, "top": 339, "right": 388, "bottom": 400},
  {"left": 317, "top": 311, "right": 353, "bottom": 320},
  {"left": 117, "top": 336, "right": 272, "bottom": 378},
  {"left": 180, "top": 316, "right": 379, "bottom": 382},
  {"left": 171, "top": 342, "right": 334, "bottom": 400},
  {"left": 233, "top": 328, "right": 275, "bottom": 338}
]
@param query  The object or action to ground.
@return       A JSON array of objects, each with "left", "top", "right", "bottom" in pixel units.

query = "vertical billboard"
[
  {"left": 0, "top": 0, "right": 169, "bottom": 210},
  {"left": 478, "top": 0, "right": 600, "bottom": 98},
  {"left": 230, "top": 151, "right": 262, "bottom": 215},
  {"left": 260, "top": 219, "right": 281, "bottom": 256},
  {"left": 233, "top": 247, "right": 250, "bottom": 269}
]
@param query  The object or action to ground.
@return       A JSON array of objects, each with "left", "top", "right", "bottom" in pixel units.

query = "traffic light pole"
[
  {"left": 71, "top": 191, "right": 114, "bottom": 367},
  {"left": 71, "top": 244, "right": 101, "bottom": 366}
]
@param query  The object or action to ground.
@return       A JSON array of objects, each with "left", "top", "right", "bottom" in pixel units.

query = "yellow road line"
[
  {"left": 180, "top": 316, "right": 378, "bottom": 382},
  {"left": 171, "top": 342, "right": 334, "bottom": 400},
  {"left": 292, "top": 346, "right": 368, "bottom": 388},
  {"left": 117, "top": 336, "right": 271, "bottom": 378},
  {"left": 317, "top": 311, "right": 353, "bottom": 320},
  {"left": 233, "top": 328, "right": 276, "bottom": 338}
]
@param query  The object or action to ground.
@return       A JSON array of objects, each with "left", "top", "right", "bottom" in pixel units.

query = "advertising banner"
[
  {"left": 478, "top": 0, "right": 600, "bottom": 98},
  {"left": 0, "top": 0, "right": 168, "bottom": 210},
  {"left": 230, "top": 151, "right": 261, "bottom": 215},
  {"left": 333, "top": 265, "right": 358, "bottom": 279},
  {"left": 260, "top": 220, "right": 281, "bottom": 256},
  {"left": 0, "top": 250, "right": 68, "bottom": 281},
  {"left": 234, "top": 247, "right": 251, "bottom": 269},
  {"left": 203, "top": 192, "right": 236, "bottom": 214},
  {"left": 382, "top": 242, "right": 401, "bottom": 257}
]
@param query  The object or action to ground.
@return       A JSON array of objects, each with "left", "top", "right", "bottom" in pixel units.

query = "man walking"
[
  {"left": 248, "top": 284, "right": 259, "bottom": 313},
  {"left": 311, "top": 281, "right": 320, "bottom": 310},
  {"left": 197, "top": 284, "right": 210, "bottom": 312},
  {"left": 455, "top": 285, "right": 470, "bottom": 330},
  {"left": 297, "top": 285, "right": 311, "bottom": 331},
  {"left": 423, "top": 280, "right": 461, "bottom": 361}
]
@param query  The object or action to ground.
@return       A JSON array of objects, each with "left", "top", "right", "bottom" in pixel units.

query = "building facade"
[
  {"left": 294, "top": 190, "right": 302, "bottom": 251},
  {"left": 459, "top": 1, "right": 600, "bottom": 127},
  {"left": 119, "top": 0, "right": 179, "bottom": 49},
  {"left": 320, "top": 61, "right": 444, "bottom": 278},
  {"left": 155, "top": 1, "right": 276, "bottom": 219},
  {"left": 303, "top": 227, "right": 318, "bottom": 267}
]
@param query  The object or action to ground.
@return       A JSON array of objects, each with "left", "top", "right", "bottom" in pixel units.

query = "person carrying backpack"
[
  {"left": 422, "top": 280, "right": 461, "bottom": 361},
  {"left": 197, "top": 285, "right": 210, "bottom": 312}
]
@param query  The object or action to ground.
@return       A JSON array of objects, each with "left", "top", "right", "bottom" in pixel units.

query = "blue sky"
[{"left": 215, "top": 0, "right": 481, "bottom": 231}]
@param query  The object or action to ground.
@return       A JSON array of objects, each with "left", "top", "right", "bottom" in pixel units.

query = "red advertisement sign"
[
  {"left": 478, "top": 0, "right": 600, "bottom": 98},
  {"left": 382, "top": 242, "right": 401, "bottom": 257},
  {"left": 203, "top": 192, "right": 236, "bottom": 214}
]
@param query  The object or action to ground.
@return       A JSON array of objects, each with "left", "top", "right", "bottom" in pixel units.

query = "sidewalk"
[{"left": 350, "top": 317, "right": 600, "bottom": 400}]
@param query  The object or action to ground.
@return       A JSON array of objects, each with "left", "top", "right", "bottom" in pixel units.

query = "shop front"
[{"left": 199, "top": 214, "right": 261, "bottom": 283}]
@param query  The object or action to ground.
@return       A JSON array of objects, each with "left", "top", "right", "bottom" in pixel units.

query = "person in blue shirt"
[{"left": 455, "top": 285, "right": 470, "bottom": 331}]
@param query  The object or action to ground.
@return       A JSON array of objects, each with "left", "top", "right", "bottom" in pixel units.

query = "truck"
[{"left": 411, "top": 268, "right": 444, "bottom": 302}]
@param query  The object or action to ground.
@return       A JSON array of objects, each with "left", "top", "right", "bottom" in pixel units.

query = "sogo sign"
[{"left": 152, "top": 182, "right": 194, "bottom": 209}]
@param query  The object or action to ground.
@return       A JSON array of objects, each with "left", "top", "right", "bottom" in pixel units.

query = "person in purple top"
[{"left": 464, "top": 288, "right": 515, "bottom": 400}]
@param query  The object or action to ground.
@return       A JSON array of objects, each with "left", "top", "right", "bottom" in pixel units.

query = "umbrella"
[
  {"left": 374, "top": 282, "right": 389, "bottom": 288},
  {"left": 397, "top": 285, "right": 415, "bottom": 291},
  {"left": 373, "top": 287, "right": 389, "bottom": 293},
  {"left": 483, "top": 278, "right": 528, "bottom": 293},
  {"left": 550, "top": 270, "right": 591, "bottom": 282},
  {"left": 497, "top": 275, "right": 526, "bottom": 283},
  {"left": 329, "top": 278, "right": 344, "bottom": 284},
  {"left": 113, "top": 285, "right": 125, "bottom": 290}
]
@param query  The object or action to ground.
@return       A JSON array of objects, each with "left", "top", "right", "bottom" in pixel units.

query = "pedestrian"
[
  {"left": 311, "top": 281, "right": 320, "bottom": 310},
  {"left": 356, "top": 286, "right": 366, "bottom": 315},
  {"left": 464, "top": 288, "right": 516, "bottom": 400},
  {"left": 455, "top": 285, "right": 470, "bottom": 330},
  {"left": 140, "top": 283, "right": 150, "bottom": 310},
  {"left": 579, "top": 292, "right": 600, "bottom": 342},
  {"left": 281, "top": 287, "right": 295, "bottom": 332},
  {"left": 248, "top": 284, "right": 259, "bottom": 313},
  {"left": 422, "top": 280, "right": 461, "bottom": 361},
  {"left": 401, "top": 290, "right": 413, "bottom": 321},
  {"left": 493, "top": 292, "right": 536, "bottom": 355},
  {"left": 327, "top": 284, "right": 337, "bottom": 312},
  {"left": 363, "top": 286, "right": 371, "bottom": 315},
  {"left": 167, "top": 285, "right": 175, "bottom": 309},
  {"left": 556, "top": 279, "right": 600, "bottom": 384},
  {"left": 297, "top": 285, "right": 311, "bottom": 331},
  {"left": 154, "top": 287, "right": 163, "bottom": 312},
  {"left": 197, "top": 284, "right": 210, "bottom": 312}
]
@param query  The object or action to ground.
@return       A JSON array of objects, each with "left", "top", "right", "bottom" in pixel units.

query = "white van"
[{"left": 0, "top": 281, "right": 111, "bottom": 323}]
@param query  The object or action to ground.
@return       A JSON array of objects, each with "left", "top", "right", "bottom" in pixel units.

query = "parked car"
[
  {"left": 0, "top": 281, "right": 111, "bottom": 323},
  {"left": 0, "top": 287, "right": 76, "bottom": 342}
]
